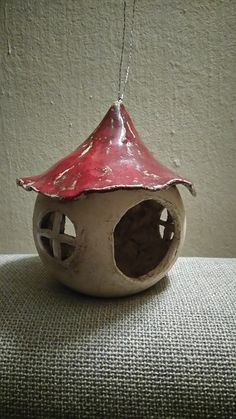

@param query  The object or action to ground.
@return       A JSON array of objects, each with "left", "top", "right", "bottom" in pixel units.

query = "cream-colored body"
[{"left": 33, "top": 188, "right": 186, "bottom": 297}]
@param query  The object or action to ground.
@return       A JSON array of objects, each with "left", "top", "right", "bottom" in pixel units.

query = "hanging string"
[{"left": 117, "top": 0, "right": 137, "bottom": 102}]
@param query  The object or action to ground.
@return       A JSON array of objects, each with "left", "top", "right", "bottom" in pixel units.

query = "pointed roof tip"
[{"left": 17, "top": 102, "right": 196, "bottom": 200}]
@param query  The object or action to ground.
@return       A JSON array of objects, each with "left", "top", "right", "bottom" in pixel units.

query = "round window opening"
[
  {"left": 114, "top": 200, "right": 175, "bottom": 278},
  {"left": 38, "top": 211, "right": 76, "bottom": 261}
]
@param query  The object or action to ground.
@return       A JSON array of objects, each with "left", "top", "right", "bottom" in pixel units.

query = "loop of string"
[{"left": 118, "top": 0, "right": 136, "bottom": 102}]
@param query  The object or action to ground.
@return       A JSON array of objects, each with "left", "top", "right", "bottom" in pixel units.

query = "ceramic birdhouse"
[{"left": 17, "top": 102, "right": 195, "bottom": 297}]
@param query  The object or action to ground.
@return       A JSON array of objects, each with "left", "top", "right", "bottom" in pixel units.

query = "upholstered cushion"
[{"left": 0, "top": 255, "right": 235, "bottom": 418}]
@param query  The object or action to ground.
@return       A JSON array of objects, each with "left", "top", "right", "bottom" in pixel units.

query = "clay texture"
[{"left": 33, "top": 188, "right": 185, "bottom": 297}]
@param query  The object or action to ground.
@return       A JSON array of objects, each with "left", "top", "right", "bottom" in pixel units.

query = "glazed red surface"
[{"left": 17, "top": 102, "right": 195, "bottom": 199}]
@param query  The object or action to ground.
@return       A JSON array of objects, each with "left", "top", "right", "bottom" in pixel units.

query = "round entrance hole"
[{"left": 114, "top": 200, "right": 175, "bottom": 278}]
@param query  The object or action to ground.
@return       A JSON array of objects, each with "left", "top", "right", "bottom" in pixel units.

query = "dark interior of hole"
[
  {"left": 114, "top": 200, "right": 175, "bottom": 278},
  {"left": 61, "top": 243, "right": 75, "bottom": 261},
  {"left": 40, "top": 237, "right": 53, "bottom": 257},
  {"left": 40, "top": 212, "right": 54, "bottom": 230}
]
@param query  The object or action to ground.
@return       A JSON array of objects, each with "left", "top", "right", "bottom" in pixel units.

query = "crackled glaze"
[{"left": 17, "top": 102, "right": 195, "bottom": 199}]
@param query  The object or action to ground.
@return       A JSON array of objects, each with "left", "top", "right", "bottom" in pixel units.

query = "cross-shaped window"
[
  {"left": 39, "top": 211, "right": 76, "bottom": 261},
  {"left": 159, "top": 209, "right": 175, "bottom": 241}
]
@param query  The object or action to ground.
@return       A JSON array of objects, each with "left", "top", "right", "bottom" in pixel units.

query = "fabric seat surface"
[{"left": 0, "top": 255, "right": 235, "bottom": 418}]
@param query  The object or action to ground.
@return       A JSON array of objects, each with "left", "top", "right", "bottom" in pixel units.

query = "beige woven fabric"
[{"left": 0, "top": 255, "right": 235, "bottom": 418}]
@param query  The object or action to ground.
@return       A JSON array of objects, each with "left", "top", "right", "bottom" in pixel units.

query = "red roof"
[{"left": 17, "top": 102, "right": 195, "bottom": 199}]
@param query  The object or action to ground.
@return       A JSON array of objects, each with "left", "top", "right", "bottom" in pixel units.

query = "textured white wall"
[{"left": 0, "top": 0, "right": 235, "bottom": 256}]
